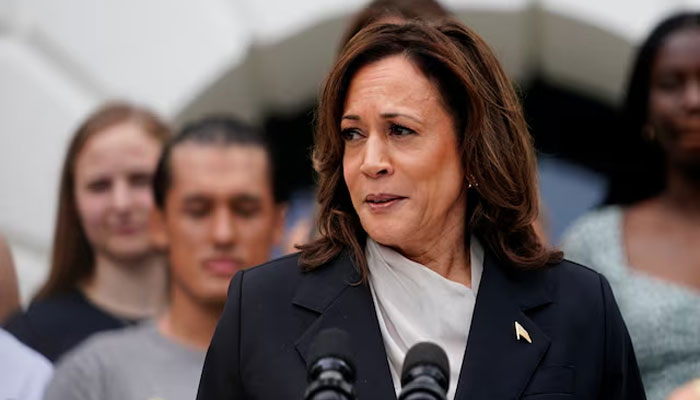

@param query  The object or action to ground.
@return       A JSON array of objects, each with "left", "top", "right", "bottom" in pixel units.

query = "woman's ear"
[{"left": 149, "top": 208, "right": 169, "bottom": 251}]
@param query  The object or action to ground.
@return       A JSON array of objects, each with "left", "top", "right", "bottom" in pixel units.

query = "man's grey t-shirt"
[{"left": 45, "top": 320, "right": 206, "bottom": 400}]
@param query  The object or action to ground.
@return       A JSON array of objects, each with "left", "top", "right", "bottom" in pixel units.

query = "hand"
[{"left": 667, "top": 379, "right": 700, "bottom": 400}]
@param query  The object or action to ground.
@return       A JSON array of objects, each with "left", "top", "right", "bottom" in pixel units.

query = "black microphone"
[
  {"left": 398, "top": 342, "right": 450, "bottom": 400},
  {"left": 304, "top": 328, "right": 356, "bottom": 400}
]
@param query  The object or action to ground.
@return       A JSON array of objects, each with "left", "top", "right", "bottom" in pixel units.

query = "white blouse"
[{"left": 366, "top": 236, "right": 484, "bottom": 400}]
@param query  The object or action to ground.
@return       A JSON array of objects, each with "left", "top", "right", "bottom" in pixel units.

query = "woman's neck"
[
  {"left": 403, "top": 241, "right": 470, "bottom": 286},
  {"left": 658, "top": 165, "right": 700, "bottom": 219},
  {"left": 393, "top": 213, "right": 471, "bottom": 287},
  {"left": 157, "top": 288, "right": 223, "bottom": 351},
  {"left": 81, "top": 253, "right": 167, "bottom": 320}
]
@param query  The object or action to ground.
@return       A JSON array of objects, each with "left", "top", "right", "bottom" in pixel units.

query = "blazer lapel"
[
  {"left": 455, "top": 251, "right": 552, "bottom": 400},
  {"left": 293, "top": 253, "right": 396, "bottom": 400}
]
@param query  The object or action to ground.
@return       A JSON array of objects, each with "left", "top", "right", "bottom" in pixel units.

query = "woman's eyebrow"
[
  {"left": 341, "top": 113, "right": 421, "bottom": 122},
  {"left": 380, "top": 112, "right": 421, "bottom": 123}
]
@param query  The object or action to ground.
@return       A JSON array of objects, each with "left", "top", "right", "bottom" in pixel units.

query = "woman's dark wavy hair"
[
  {"left": 606, "top": 11, "right": 700, "bottom": 205},
  {"left": 34, "top": 102, "right": 170, "bottom": 301},
  {"left": 299, "top": 20, "right": 563, "bottom": 280}
]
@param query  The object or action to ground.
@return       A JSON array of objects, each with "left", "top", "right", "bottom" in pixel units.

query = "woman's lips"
[
  {"left": 364, "top": 193, "right": 407, "bottom": 211},
  {"left": 113, "top": 224, "right": 143, "bottom": 235},
  {"left": 203, "top": 258, "right": 242, "bottom": 277}
]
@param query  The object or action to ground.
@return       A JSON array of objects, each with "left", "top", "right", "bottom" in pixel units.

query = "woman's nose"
[
  {"left": 111, "top": 180, "right": 132, "bottom": 211},
  {"left": 359, "top": 134, "right": 393, "bottom": 178},
  {"left": 682, "top": 80, "right": 700, "bottom": 112}
]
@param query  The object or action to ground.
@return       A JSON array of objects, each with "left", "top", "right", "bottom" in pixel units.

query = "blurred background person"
[
  {"left": 562, "top": 12, "right": 700, "bottom": 400},
  {"left": 0, "top": 233, "right": 20, "bottom": 324},
  {"left": 0, "top": 328, "right": 52, "bottom": 400},
  {"left": 44, "top": 116, "right": 285, "bottom": 400},
  {"left": 0, "top": 234, "right": 50, "bottom": 399},
  {"left": 0, "top": 236, "right": 51, "bottom": 399},
  {"left": 4, "top": 102, "right": 171, "bottom": 362}
]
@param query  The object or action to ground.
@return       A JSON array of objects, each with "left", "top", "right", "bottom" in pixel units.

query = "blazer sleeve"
[
  {"left": 196, "top": 270, "right": 245, "bottom": 400},
  {"left": 598, "top": 274, "right": 647, "bottom": 400}
]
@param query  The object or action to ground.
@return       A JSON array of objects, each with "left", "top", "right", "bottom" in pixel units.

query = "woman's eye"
[
  {"left": 87, "top": 180, "right": 110, "bottom": 193},
  {"left": 129, "top": 173, "right": 152, "bottom": 187},
  {"left": 656, "top": 73, "right": 683, "bottom": 91},
  {"left": 389, "top": 123, "right": 415, "bottom": 136},
  {"left": 340, "top": 128, "right": 363, "bottom": 141},
  {"left": 659, "top": 80, "right": 681, "bottom": 91}
]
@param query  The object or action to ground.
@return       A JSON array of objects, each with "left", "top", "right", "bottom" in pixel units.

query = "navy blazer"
[{"left": 197, "top": 250, "right": 645, "bottom": 399}]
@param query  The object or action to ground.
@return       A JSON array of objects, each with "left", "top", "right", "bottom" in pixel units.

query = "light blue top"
[
  {"left": 561, "top": 206, "right": 700, "bottom": 400},
  {"left": 0, "top": 328, "right": 52, "bottom": 400}
]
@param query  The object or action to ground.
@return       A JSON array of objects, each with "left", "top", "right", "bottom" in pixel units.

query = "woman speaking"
[{"left": 197, "top": 20, "right": 645, "bottom": 399}]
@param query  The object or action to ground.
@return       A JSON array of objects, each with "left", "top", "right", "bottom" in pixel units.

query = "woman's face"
[
  {"left": 74, "top": 122, "right": 161, "bottom": 262},
  {"left": 649, "top": 26, "right": 700, "bottom": 168},
  {"left": 341, "top": 55, "right": 467, "bottom": 253}
]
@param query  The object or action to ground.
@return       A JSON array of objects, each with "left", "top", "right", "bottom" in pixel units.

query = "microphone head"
[
  {"left": 401, "top": 342, "right": 449, "bottom": 387},
  {"left": 305, "top": 328, "right": 356, "bottom": 399},
  {"left": 308, "top": 328, "right": 354, "bottom": 369}
]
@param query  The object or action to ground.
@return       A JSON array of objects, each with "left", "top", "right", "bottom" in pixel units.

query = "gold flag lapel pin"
[{"left": 515, "top": 321, "right": 532, "bottom": 344}]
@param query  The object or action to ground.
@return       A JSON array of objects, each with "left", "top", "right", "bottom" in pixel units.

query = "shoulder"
[
  {"left": 3, "top": 290, "right": 126, "bottom": 360},
  {"left": 234, "top": 251, "right": 356, "bottom": 305},
  {"left": 50, "top": 322, "right": 155, "bottom": 382},
  {"left": 44, "top": 329, "right": 115, "bottom": 400},
  {"left": 240, "top": 252, "right": 305, "bottom": 282},
  {"left": 66, "top": 321, "right": 156, "bottom": 359},
  {"left": 561, "top": 205, "right": 622, "bottom": 246},
  {"left": 3, "top": 292, "right": 85, "bottom": 346},
  {"left": 214, "top": 253, "right": 307, "bottom": 332},
  {"left": 220, "top": 251, "right": 356, "bottom": 335},
  {"left": 232, "top": 253, "right": 305, "bottom": 298},
  {"left": 560, "top": 206, "right": 624, "bottom": 268},
  {"left": 0, "top": 328, "right": 52, "bottom": 374},
  {"left": 545, "top": 258, "right": 607, "bottom": 297},
  {"left": 506, "top": 257, "right": 608, "bottom": 307},
  {"left": 536, "top": 258, "right": 623, "bottom": 327},
  {"left": 507, "top": 259, "right": 618, "bottom": 339},
  {"left": 236, "top": 251, "right": 346, "bottom": 296},
  {"left": 0, "top": 329, "right": 52, "bottom": 400},
  {"left": 8, "top": 291, "right": 95, "bottom": 329}
]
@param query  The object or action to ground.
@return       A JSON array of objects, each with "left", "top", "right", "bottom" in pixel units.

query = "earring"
[{"left": 467, "top": 175, "right": 479, "bottom": 189}]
